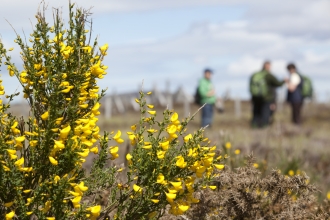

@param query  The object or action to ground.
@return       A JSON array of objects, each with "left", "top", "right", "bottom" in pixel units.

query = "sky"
[{"left": 0, "top": 0, "right": 329, "bottom": 102}]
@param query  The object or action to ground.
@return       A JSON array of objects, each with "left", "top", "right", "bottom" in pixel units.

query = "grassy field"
[{"left": 95, "top": 99, "right": 330, "bottom": 200}]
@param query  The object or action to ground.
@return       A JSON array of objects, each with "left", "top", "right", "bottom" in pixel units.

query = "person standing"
[
  {"left": 286, "top": 63, "right": 304, "bottom": 125},
  {"left": 198, "top": 69, "right": 216, "bottom": 128},
  {"left": 250, "top": 61, "right": 285, "bottom": 128}
]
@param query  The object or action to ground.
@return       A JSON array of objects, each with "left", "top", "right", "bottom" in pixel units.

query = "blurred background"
[{"left": 0, "top": 0, "right": 329, "bottom": 102}]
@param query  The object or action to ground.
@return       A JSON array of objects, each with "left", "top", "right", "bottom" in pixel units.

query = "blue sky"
[{"left": 0, "top": 0, "right": 329, "bottom": 102}]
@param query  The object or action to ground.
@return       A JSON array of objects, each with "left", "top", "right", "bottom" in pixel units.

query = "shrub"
[
  {"left": 185, "top": 156, "right": 329, "bottom": 220},
  {"left": 0, "top": 3, "right": 221, "bottom": 220}
]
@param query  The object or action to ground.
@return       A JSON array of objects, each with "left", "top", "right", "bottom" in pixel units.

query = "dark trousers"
[
  {"left": 251, "top": 97, "right": 271, "bottom": 128},
  {"left": 201, "top": 104, "right": 214, "bottom": 127},
  {"left": 291, "top": 102, "right": 303, "bottom": 125}
]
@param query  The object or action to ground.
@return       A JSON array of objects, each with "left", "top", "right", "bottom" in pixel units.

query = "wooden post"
[
  {"left": 183, "top": 90, "right": 190, "bottom": 118},
  {"left": 104, "top": 96, "right": 112, "bottom": 119},
  {"left": 114, "top": 96, "right": 125, "bottom": 114},
  {"left": 166, "top": 80, "right": 173, "bottom": 109},
  {"left": 131, "top": 98, "right": 140, "bottom": 111},
  {"left": 235, "top": 97, "right": 241, "bottom": 118}
]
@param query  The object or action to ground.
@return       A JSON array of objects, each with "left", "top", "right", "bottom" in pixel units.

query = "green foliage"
[{"left": 0, "top": 3, "right": 219, "bottom": 220}]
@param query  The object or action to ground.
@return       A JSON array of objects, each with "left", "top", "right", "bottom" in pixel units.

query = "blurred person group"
[
  {"left": 195, "top": 62, "right": 312, "bottom": 129},
  {"left": 249, "top": 61, "right": 313, "bottom": 128}
]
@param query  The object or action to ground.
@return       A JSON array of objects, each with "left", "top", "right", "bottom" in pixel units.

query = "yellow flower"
[
  {"left": 15, "top": 136, "right": 25, "bottom": 143},
  {"left": 176, "top": 156, "right": 187, "bottom": 168},
  {"left": 29, "top": 140, "right": 38, "bottom": 147},
  {"left": 14, "top": 157, "right": 24, "bottom": 166},
  {"left": 79, "top": 104, "right": 88, "bottom": 109},
  {"left": 90, "top": 147, "right": 99, "bottom": 154},
  {"left": 23, "top": 189, "right": 32, "bottom": 193},
  {"left": 171, "top": 112, "right": 178, "bottom": 122},
  {"left": 90, "top": 205, "right": 101, "bottom": 217},
  {"left": 234, "top": 149, "right": 240, "bottom": 155},
  {"left": 6, "top": 149, "right": 16, "bottom": 155},
  {"left": 53, "top": 33, "right": 62, "bottom": 43},
  {"left": 209, "top": 185, "right": 217, "bottom": 190},
  {"left": 60, "top": 125, "right": 71, "bottom": 139},
  {"left": 131, "top": 124, "right": 137, "bottom": 131},
  {"left": 253, "top": 163, "right": 259, "bottom": 168},
  {"left": 100, "top": 43, "right": 108, "bottom": 55},
  {"left": 167, "top": 125, "right": 177, "bottom": 134},
  {"left": 214, "top": 164, "right": 225, "bottom": 170},
  {"left": 3, "top": 165, "right": 10, "bottom": 171},
  {"left": 151, "top": 199, "right": 159, "bottom": 203},
  {"left": 142, "top": 145, "right": 152, "bottom": 149},
  {"left": 159, "top": 141, "right": 169, "bottom": 151},
  {"left": 156, "top": 173, "right": 166, "bottom": 184},
  {"left": 184, "top": 134, "right": 193, "bottom": 142},
  {"left": 113, "top": 130, "right": 124, "bottom": 143},
  {"left": 41, "top": 111, "right": 49, "bottom": 120},
  {"left": 170, "top": 181, "right": 182, "bottom": 190},
  {"left": 26, "top": 212, "right": 33, "bottom": 216},
  {"left": 225, "top": 142, "right": 231, "bottom": 149},
  {"left": 327, "top": 191, "right": 330, "bottom": 200},
  {"left": 78, "top": 181, "right": 88, "bottom": 192},
  {"left": 126, "top": 153, "right": 133, "bottom": 161},
  {"left": 157, "top": 151, "right": 166, "bottom": 159},
  {"left": 147, "top": 104, "right": 154, "bottom": 109},
  {"left": 4, "top": 201, "right": 14, "bottom": 207},
  {"left": 9, "top": 154, "right": 17, "bottom": 160},
  {"left": 148, "top": 110, "right": 156, "bottom": 115},
  {"left": 5, "top": 211, "right": 15, "bottom": 220},
  {"left": 54, "top": 175, "right": 60, "bottom": 184},
  {"left": 288, "top": 170, "right": 294, "bottom": 176},
  {"left": 49, "top": 156, "right": 58, "bottom": 166},
  {"left": 110, "top": 146, "right": 119, "bottom": 154},
  {"left": 77, "top": 149, "right": 89, "bottom": 158},
  {"left": 71, "top": 196, "right": 81, "bottom": 208},
  {"left": 178, "top": 203, "right": 190, "bottom": 212},
  {"left": 19, "top": 71, "right": 28, "bottom": 83},
  {"left": 147, "top": 128, "right": 157, "bottom": 133},
  {"left": 54, "top": 140, "right": 65, "bottom": 150},
  {"left": 133, "top": 184, "right": 142, "bottom": 193},
  {"left": 9, "top": 47, "right": 14, "bottom": 51},
  {"left": 165, "top": 192, "right": 176, "bottom": 202}
]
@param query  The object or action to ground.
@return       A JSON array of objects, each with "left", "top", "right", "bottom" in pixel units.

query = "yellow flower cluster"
[
  {"left": 123, "top": 94, "right": 225, "bottom": 217},
  {"left": 0, "top": 5, "right": 113, "bottom": 219}
]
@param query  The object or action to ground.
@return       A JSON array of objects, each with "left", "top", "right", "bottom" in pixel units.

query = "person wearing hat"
[{"left": 198, "top": 68, "right": 216, "bottom": 127}]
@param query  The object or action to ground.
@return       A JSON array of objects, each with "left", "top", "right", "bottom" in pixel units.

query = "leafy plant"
[{"left": 0, "top": 3, "right": 220, "bottom": 220}]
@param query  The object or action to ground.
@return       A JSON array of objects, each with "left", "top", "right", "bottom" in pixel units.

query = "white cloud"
[{"left": 303, "top": 51, "right": 328, "bottom": 64}]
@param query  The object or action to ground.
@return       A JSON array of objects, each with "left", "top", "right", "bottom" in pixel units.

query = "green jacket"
[
  {"left": 198, "top": 78, "right": 216, "bottom": 104},
  {"left": 264, "top": 71, "right": 285, "bottom": 102}
]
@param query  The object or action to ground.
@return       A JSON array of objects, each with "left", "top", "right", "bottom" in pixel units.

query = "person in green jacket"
[
  {"left": 198, "top": 69, "right": 216, "bottom": 127},
  {"left": 250, "top": 61, "right": 285, "bottom": 128}
]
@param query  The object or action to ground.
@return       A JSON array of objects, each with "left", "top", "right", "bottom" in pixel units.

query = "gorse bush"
[
  {"left": 186, "top": 156, "right": 327, "bottom": 219},
  {"left": 0, "top": 3, "right": 222, "bottom": 220}
]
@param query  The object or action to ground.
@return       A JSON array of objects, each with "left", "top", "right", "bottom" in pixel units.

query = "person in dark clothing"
[
  {"left": 286, "top": 63, "right": 304, "bottom": 125},
  {"left": 251, "top": 61, "right": 285, "bottom": 128}
]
